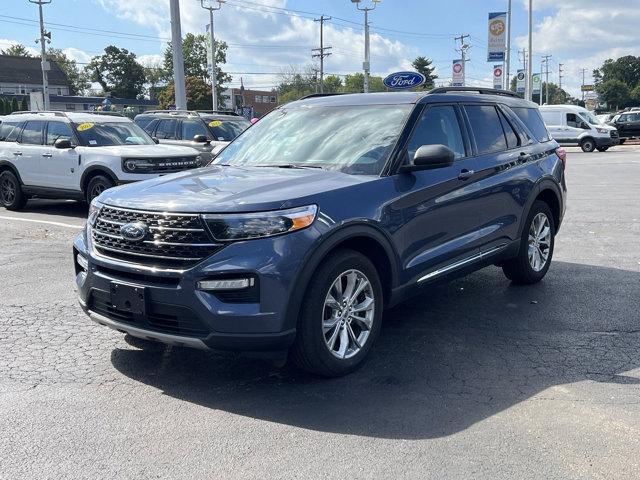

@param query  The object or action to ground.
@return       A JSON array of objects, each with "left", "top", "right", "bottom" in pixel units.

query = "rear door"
[
  {"left": 390, "top": 103, "right": 482, "bottom": 282},
  {"left": 540, "top": 110, "right": 566, "bottom": 143},
  {"left": 39, "top": 121, "right": 80, "bottom": 190},
  {"left": 628, "top": 113, "right": 640, "bottom": 136},
  {"left": 14, "top": 120, "right": 46, "bottom": 186}
]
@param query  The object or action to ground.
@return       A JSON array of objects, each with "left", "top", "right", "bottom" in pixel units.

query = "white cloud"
[{"left": 0, "top": 38, "right": 39, "bottom": 56}]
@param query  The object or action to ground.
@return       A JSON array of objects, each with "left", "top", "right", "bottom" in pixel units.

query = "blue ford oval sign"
[{"left": 383, "top": 71, "right": 426, "bottom": 90}]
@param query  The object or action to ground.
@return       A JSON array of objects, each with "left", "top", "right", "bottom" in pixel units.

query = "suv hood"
[
  {"left": 78, "top": 144, "right": 199, "bottom": 157},
  {"left": 99, "top": 165, "right": 375, "bottom": 213}
]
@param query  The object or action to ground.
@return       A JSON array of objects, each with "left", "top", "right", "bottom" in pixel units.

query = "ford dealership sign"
[{"left": 383, "top": 71, "right": 426, "bottom": 90}]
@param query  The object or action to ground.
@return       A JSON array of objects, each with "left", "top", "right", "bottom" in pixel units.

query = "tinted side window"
[
  {"left": 465, "top": 105, "right": 507, "bottom": 154},
  {"left": 406, "top": 105, "right": 465, "bottom": 161},
  {"left": 21, "top": 121, "right": 45, "bottom": 145},
  {"left": 46, "top": 122, "right": 74, "bottom": 145},
  {"left": 511, "top": 107, "right": 550, "bottom": 142},
  {"left": 181, "top": 119, "right": 208, "bottom": 140},
  {"left": 566, "top": 113, "right": 580, "bottom": 128},
  {"left": 498, "top": 110, "right": 520, "bottom": 149},
  {"left": 0, "top": 121, "right": 21, "bottom": 142},
  {"left": 155, "top": 119, "right": 177, "bottom": 139},
  {"left": 134, "top": 115, "right": 155, "bottom": 130}
]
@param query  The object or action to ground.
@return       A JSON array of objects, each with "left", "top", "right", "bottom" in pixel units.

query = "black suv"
[
  {"left": 76, "top": 88, "right": 566, "bottom": 377},
  {"left": 134, "top": 110, "right": 250, "bottom": 162},
  {"left": 609, "top": 111, "right": 640, "bottom": 142}
]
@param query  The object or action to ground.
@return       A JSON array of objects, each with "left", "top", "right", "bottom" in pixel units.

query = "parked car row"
[{"left": 0, "top": 110, "right": 249, "bottom": 210}]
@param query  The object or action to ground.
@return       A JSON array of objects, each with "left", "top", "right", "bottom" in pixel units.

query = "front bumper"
[
  {"left": 73, "top": 225, "right": 319, "bottom": 351},
  {"left": 594, "top": 136, "right": 619, "bottom": 148}
]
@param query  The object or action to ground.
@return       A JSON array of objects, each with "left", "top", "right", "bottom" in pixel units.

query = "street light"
[
  {"left": 351, "top": 0, "right": 381, "bottom": 93},
  {"left": 201, "top": 0, "right": 225, "bottom": 111}
]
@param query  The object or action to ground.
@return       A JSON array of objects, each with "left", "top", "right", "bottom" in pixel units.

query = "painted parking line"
[{"left": 0, "top": 215, "right": 84, "bottom": 229}]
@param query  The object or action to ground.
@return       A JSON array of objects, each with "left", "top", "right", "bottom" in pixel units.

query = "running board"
[{"left": 417, "top": 244, "right": 508, "bottom": 283}]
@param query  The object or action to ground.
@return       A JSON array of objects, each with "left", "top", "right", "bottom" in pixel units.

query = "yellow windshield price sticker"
[
  {"left": 77, "top": 122, "right": 94, "bottom": 132},
  {"left": 208, "top": 120, "right": 222, "bottom": 127}
]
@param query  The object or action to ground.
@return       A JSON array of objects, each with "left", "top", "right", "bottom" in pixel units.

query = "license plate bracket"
[{"left": 110, "top": 282, "right": 145, "bottom": 315}]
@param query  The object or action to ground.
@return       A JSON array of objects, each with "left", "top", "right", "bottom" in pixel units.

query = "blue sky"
[{"left": 2, "top": 0, "right": 639, "bottom": 96}]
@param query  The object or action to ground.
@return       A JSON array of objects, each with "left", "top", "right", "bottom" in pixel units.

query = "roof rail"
[
  {"left": 299, "top": 93, "right": 344, "bottom": 100},
  {"left": 88, "top": 111, "right": 125, "bottom": 117},
  {"left": 9, "top": 110, "right": 68, "bottom": 117},
  {"left": 428, "top": 86, "right": 521, "bottom": 98},
  {"left": 143, "top": 109, "right": 199, "bottom": 115},
  {"left": 196, "top": 110, "right": 241, "bottom": 116}
]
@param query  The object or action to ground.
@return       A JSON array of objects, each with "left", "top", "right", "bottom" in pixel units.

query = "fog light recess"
[{"left": 197, "top": 278, "right": 254, "bottom": 291}]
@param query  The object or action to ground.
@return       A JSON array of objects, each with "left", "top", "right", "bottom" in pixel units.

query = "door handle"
[
  {"left": 42, "top": 153, "right": 53, "bottom": 158},
  {"left": 458, "top": 169, "right": 474, "bottom": 180},
  {"left": 13, "top": 151, "right": 22, "bottom": 156}
]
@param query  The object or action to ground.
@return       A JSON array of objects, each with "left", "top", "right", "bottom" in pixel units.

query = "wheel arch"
[
  {"left": 80, "top": 166, "right": 118, "bottom": 194},
  {"left": 0, "top": 160, "right": 24, "bottom": 185},
  {"left": 283, "top": 223, "right": 399, "bottom": 332}
]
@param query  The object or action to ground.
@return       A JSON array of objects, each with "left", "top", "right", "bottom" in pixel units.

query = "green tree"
[
  {"left": 20, "top": 97, "right": 28, "bottom": 111},
  {"left": 0, "top": 98, "right": 5, "bottom": 115},
  {"left": 594, "top": 56, "right": 640, "bottom": 90},
  {"left": 342, "top": 73, "right": 386, "bottom": 93},
  {"left": 157, "top": 76, "right": 215, "bottom": 110},
  {"left": 630, "top": 84, "right": 640, "bottom": 105},
  {"left": 10, "top": 97, "right": 19, "bottom": 113},
  {"left": 85, "top": 46, "right": 146, "bottom": 98},
  {"left": 276, "top": 66, "right": 316, "bottom": 103},
  {"left": 163, "top": 33, "right": 231, "bottom": 106},
  {"left": 323, "top": 75, "right": 343, "bottom": 93},
  {"left": 0, "top": 44, "right": 33, "bottom": 57},
  {"left": 596, "top": 79, "right": 630, "bottom": 110},
  {"left": 411, "top": 56, "right": 437, "bottom": 89},
  {"left": 47, "top": 48, "right": 90, "bottom": 95}
]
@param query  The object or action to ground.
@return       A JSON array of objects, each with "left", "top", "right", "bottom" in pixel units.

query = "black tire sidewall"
[
  {"left": 0, "top": 171, "right": 26, "bottom": 210},
  {"left": 86, "top": 175, "right": 114, "bottom": 204},
  {"left": 294, "top": 249, "right": 384, "bottom": 376},
  {"left": 581, "top": 138, "right": 595, "bottom": 152},
  {"left": 517, "top": 201, "right": 555, "bottom": 282}
]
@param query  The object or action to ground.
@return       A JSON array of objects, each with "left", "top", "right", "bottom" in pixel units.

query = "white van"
[{"left": 539, "top": 105, "right": 619, "bottom": 152}]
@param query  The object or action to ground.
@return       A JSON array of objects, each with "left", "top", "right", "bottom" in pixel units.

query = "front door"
[
  {"left": 39, "top": 121, "right": 80, "bottom": 190},
  {"left": 14, "top": 120, "right": 46, "bottom": 186}
]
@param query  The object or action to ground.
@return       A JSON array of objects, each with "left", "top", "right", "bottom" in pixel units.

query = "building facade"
[
  {"left": 0, "top": 55, "right": 71, "bottom": 96},
  {"left": 220, "top": 88, "right": 278, "bottom": 118}
]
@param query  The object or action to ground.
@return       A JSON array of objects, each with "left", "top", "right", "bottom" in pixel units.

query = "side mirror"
[
  {"left": 152, "top": 136, "right": 159, "bottom": 144},
  {"left": 193, "top": 134, "right": 209, "bottom": 143},
  {"left": 399, "top": 144, "right": 455, "bottom": 173},
  {"left": 54, "top": 138, "right": 73, "bottom": 149}
]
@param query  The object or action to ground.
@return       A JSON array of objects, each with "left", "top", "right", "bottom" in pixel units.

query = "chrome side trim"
[
  {"left": 88, "top": 310, "right": 208, "bottom": 350},
  {"left": 417, "top": 244, "right": 508, "bottom": 283}
]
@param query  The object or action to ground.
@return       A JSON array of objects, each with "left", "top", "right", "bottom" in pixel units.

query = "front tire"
[
  {"left": 580, "top": 138, "right": 596, "bottom": 152},
  {"left": 596, "top": 146, "right": 609, "bottom": 152},
  {"left": 85, "top": 175, "right": 114, "bottom": 204},
  {"left": 0, "top": 170, "right": 27, "bottom": 211},
  {"left": 290, "top": 249, "right": 384, "bottom": 377},
  {"left": 502, "top": 201, "right": 555, "bottom": 285}
]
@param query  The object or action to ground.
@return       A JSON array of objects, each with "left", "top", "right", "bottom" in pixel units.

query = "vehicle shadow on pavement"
[
  {"left": 110, "top": 261, "right": 640, "bottom": 439},
  {"left": 7, "top": 199, "right": 88, "bottom": 219}
]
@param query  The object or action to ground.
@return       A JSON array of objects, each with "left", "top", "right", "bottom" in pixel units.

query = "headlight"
[
  {"left": 203, "top": 205, "right": 317, "bottom": 241},
  {"left": 596, "top": 127, "right": 608, "bottom": 134},
  {"left": 87, "top": 199, "right": 102, "bottom": 227},
  {"left": 123, "top": 158, "right": 156, "bottom": 173}
]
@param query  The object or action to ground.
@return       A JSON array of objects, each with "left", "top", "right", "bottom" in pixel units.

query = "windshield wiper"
[{"left": 257, "top": 164, "right": 324, "bottom": 170}]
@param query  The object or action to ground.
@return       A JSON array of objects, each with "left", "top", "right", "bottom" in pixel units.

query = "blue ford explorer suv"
[{"left": 74, "top": 87, "right": 566, "bottom": 377}]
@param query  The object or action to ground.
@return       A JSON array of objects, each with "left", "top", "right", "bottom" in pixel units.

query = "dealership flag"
[
  {"left": 493, "top": 65, "right": 503, "bottom": 90},
  {"left": 452, "top": 59, "right": 464, "bottom": 86},
  {"left": 516, "top": 69, "right": 526, "bottom": 93},
  {"left": 487, "top": 12, "right": 507, "bottom": 62}
]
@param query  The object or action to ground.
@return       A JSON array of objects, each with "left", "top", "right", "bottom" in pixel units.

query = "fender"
[
  {"left": 516, "top": 175, "right": 563, "bottom": 239},
  {"left": 282, "top": 222, "right": 400, "bottom": 332},
  {"left": 0, "top": 160, "right": 24, "bottom": 185},
  {"left": 80, "top": 165, "right": 119, "bottom": 192}
]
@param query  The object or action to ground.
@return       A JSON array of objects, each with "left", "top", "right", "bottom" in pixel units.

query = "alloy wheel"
[
  {"left": 528, "top": 212, "right": 551, "bottom": 271},
  {"left": 322, "top": 269, "right": 375, "bottom": 359},
  {"left": 1, "top": 177, "right": 16, "bottom": 204},
  {"left": 90, "top": 183, "right": 107, "bottom": 201}
]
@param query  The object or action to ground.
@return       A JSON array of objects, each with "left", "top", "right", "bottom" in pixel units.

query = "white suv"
[{"left": 0, "top": 111, "right": 203, "bottom": 210}]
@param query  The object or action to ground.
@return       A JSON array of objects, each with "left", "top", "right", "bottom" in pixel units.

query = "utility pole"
[
  {"left": 352, "top": 0, "right": 380, "bottom": 93},
  {"left": 581, "top": 68, "right": 587, "bottom": 103},
  {"left": 504, "top": 0, "right": 512, "bottom": 90},
  {"left": 201, "top": 0, "right": 224, "bottom": 111},
  {"left": 541, "top": 54, "right": 552, "bottom": 105},
  {"left": 312, "top": 15, "right": 332, "bottom": 93},
  {"left": 170, "top": 0, "right": 187, "bottom": 110},
  {"left": 526, "top": 0, "right": 533, "bottom": 101},
  {"left": 558, "top": 63, "right": 564, "bottom": 91},
  {"left": 29, "top": 0, "right": 52, "bottom": 110},
  {"left": 455, "top": 34, "right": 471, "bottom": 87}
]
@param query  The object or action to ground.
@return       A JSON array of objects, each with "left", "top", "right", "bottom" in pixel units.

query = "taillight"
[{"left": 555, "top": 147, "right": 566, "bottom": 168}]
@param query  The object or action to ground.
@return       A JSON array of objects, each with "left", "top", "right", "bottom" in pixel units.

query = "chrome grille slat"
[{"left": 92, "top": 205, "right": 222, "bottom": 268}]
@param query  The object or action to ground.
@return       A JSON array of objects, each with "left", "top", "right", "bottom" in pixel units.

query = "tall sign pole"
[
  {"left": 170, "top": 0, "right": 187, "bottom": 110},
  {"left": 526, "top": 0, "right": 533, "bottom": 101},
  {"left": 352, "top": 1, "right": 380, "bottom": 94},
  {"left": 505, "top": 0, "right": 512, "bottom": 90},
  {"left": 29, "top": 0, "right": 51, "bottom": 110}
]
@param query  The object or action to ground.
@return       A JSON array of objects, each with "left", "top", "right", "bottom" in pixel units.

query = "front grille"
[
  {"left": 92, "top": 205, "right": 222, "bottom": 268},
  {"left": 90, "top": 291, "right": 210, "bottom": 337},
  {"left": 122, "top": 156, "right": 200, "bottom": 174},
  {"left": 610, "top": 130, "right": 619, "bottom": 138}
]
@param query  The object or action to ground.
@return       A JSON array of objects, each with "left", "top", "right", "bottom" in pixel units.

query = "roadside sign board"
[
  {"left": 532, "top": 73, "right": 541, "bottom": 95},
  {"left": 493, "top": 65, "right": 503, "bottom": 90},
  {"left": 516, "top": 69, "right": 526, "bottom": 93},
  {"left": 581, "top": 84, "right": 594, "bottom": 92},
  {"left": 487, "top": 12, "right": 507, "bottom": 62},
  {"left": 452, "top": 59, "right": 464, "bottom": 86},
  {"left": 382, "top": 71, "right": 426, "bottom": 89}
]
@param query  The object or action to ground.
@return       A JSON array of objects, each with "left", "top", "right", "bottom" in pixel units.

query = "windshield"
[
  {"left": 203, "top": 117, "right": 250, "bottom": 141},
  {"left": 579, "top": 110, "right": 601, "bottom": 126},
  {"left": 214, "top": 104, "right": 412, "bottom": 175},
  {"left": 73, "top": 121, "right": 155, "bottom": 147}
]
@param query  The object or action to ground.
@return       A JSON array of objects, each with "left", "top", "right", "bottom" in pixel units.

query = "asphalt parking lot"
[{"left": 1, "top": 146, "right": 639, "bottom": 479}]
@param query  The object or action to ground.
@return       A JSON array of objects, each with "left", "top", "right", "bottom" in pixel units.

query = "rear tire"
[
  {"left": 596, "top": 146, "right": 609, "bottom": 152},
  {"left": 580, "top": 138, "right": 596, "bottom": 152},
  {"left": 290, "top": 249, "right": 384, "bottom": 377},
  {"left": 502, "top": 201, "right": 555, "bottom": 285},
  {"left": 0, "top": 170, "right": 27, "bottom": 211},
  {"left": 618, "top": 139, "right": 626, "bottom": 145},
  {"left": 85, "top": 175, "right": 114, "bottom": 204}
]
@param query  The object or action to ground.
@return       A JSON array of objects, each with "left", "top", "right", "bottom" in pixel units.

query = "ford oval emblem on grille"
[{"left": 120, "top": 222, "right": 148, "bottom": 242}]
